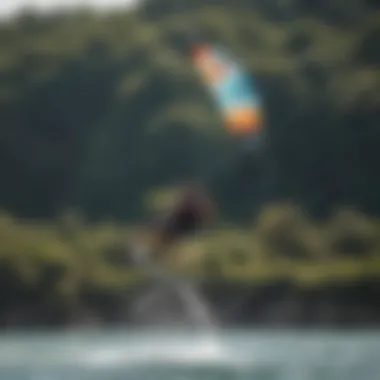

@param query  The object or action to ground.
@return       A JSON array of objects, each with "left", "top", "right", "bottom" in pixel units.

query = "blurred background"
[{"left": 0, "top": 0, "right": 380, "bottom": 379}]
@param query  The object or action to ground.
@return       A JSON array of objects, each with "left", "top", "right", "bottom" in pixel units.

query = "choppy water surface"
[{"left": 0, "top": 329, "right": 379, "bottom": 380}]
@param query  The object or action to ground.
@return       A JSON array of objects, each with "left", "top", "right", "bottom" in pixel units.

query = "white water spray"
[{"left": 129, "top": 240, "right": 220, "bottom": 340}]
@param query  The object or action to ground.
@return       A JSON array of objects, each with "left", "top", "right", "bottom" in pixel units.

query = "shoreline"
[{"left": 1, "top": 279, "right": 379, "bottom": 330}]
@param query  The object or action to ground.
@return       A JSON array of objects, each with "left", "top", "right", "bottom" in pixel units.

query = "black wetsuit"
[
  {"left": 153, "top": 190, "right": 213, "bottom": 245},
  {"left": 161, "top": 203, "right": 201, "bottom": 242}
]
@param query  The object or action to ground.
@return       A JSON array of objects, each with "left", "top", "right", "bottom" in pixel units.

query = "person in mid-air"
[{"left": 130, "top": 182, "right": 216, "bottom": 265}]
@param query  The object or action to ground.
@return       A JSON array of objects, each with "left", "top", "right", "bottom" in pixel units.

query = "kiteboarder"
[{"left": 129, "top": 182, "right": 216, "bottom": 265}]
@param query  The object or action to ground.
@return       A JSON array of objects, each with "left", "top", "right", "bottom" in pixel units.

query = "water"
[
  {"left": 176, "top": 281, "right": 217, "bottom": 329},
  {"left": 0, "top": 330, "right": 379, "bottom": 379},
  {"left": 129, "top": 241, "right": 218, "bottom": 331}
]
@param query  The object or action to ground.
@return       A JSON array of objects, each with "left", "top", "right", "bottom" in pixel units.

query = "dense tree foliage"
[
  {"left": 0, "top": 0, "right": 379, "bottom": 222},
  {"left": 0, "top": 1, "right": 380, "bottom": 326},
  {"left": 1, "top": 206, "right": 380, "bottom": 327}
]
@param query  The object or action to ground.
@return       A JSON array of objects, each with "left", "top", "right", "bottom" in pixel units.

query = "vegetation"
[
  {"left": 0, "top": 1, "right": 379, "bottom": 324},
  {"left": 0, "top": 1, "right": 379, "bottom": 222},
  {"left": 1, "top": 206, "right": 380, "bottom": 300}
]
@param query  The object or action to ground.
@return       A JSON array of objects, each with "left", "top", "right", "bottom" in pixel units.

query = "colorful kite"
[{"left": 192, "top": 43, "right": 264, "bottom": 151}]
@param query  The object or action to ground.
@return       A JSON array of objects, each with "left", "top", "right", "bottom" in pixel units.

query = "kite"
[{"left": 192, "top": 43, "right": 264, "bottom": 152}]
